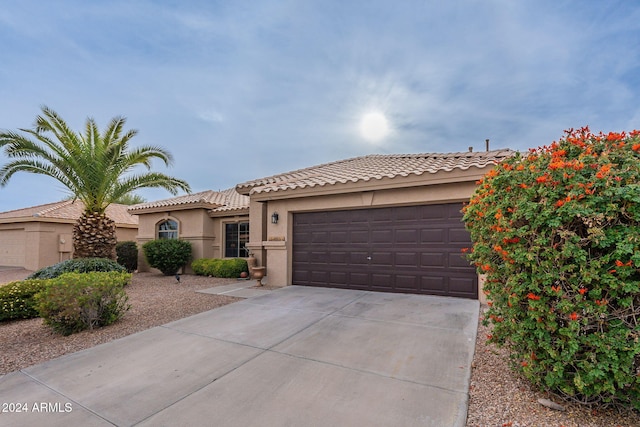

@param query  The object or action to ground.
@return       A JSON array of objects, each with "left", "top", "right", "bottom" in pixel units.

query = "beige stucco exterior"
[
  {"left": 134, "top": 208, "right": 249, "bottom": 273},
  {"left": 0, "top": 219, "right": 137, "bottom": 271},
  {"left": 245, "top": 168, "right": 485, "bottom": 292}
]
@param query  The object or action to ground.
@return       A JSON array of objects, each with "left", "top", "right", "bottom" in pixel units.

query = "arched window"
[{"left": 157, "top": 219, "right": 178, "bottom": 239}]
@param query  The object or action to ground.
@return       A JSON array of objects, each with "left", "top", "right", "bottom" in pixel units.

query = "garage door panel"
[
  {"left": 349, "top": 272, "right": 369, "bottom": 286},
  {"left": 329, "top": 271, "right": 348, "bottom": 284},
  {"left": 449, "top": 228, "right": 472, "bottom": 243},
  {"left": 421, "top": 229, "right": 445, "bottom": 243},
  {"left": 421, "top": 204, "right": 447, "bottom": 220},
  {"left": 329, "top": 252, "right": 348, "bottom": 264},
  {"left": 330, "top": 231, "right": 348, "bottom": 243},
  {"left": 370, "top": 251, "right": 393, "bottom": 265},
  {"left": 421, "top": 275, "right": 447, "bottom": 292},
  {"left": 449, "top": 277, "right": 476, "bottom": 296},
  {"left": 396, "top": 229, "right": 419, "bottom": 244},
  {"left": 395, "top": 275, "right": 420, "bottom": 292},
  {"left": 369, "top": 208, "right": 393, "bottom": 223},
  {"left": 371, "top": 273, "right": 393, "bottom": 289},
  {"left": 293, "top": 203, "right": 477, "bottom": 298},
  {"left": 350, "top": 251, "right": 370, "bottom": 265},
  {"left": 421, "top": 252, "right": 445, "bottom": 268},
  {"left": 449, "top": 252, "right": 472, "bottom": 268},
  {"left": 396, "top": 252, "right": 418, "bottom": 266},
  {"left": 371, "top": 229, "right": 392, "bottom": 243},
  {"left": 350, "top": 230, "right": 369, "bottom": 243}
]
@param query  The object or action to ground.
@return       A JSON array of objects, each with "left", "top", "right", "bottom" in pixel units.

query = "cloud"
[{"left": 1, "top": 0, "right": 640, "bottom": 212}]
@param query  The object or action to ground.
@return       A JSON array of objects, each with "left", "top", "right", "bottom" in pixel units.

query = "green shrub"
[
  {"left": 192, "top": 258, "right": 248, "bottom": 278},
  {"left": 116, "top": 241, "right": 138, "bottom": 272},
  {"left": 0, "top": 279, "right": 49, "bottom": 321},
  {"left": 142, "top": 239, "right": 192, "bottom": 275},
  {"left": 463, "top": 127, "right": 640, "bottom": 409},
  {"left": 191, "top": 258, "right": 220, "bottom": 276},
  {"left": 35, "top": 272, "right": 131, "bottom": 336},
  {"left": 28, "top": 258, "right": 126, "bottom": 280}
]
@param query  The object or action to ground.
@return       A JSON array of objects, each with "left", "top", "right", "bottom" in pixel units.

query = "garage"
[
  {"left": 0, "top": 228, "right": 27, "bottom": 267},
  {"left": 292, "top": 203, "right": 477, "bottom": 298}
]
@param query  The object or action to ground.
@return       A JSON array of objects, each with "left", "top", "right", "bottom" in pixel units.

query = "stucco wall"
[
  {"left": 0, "top": 221, "right": 139, "bottom": 271},
  {"left": 134, "top": 209, "right": 248, "bottom": 273}
]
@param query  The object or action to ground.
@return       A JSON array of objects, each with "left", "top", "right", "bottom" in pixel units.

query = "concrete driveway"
[{"left": 1, "top": 286, "right": 479, "bottom": 427}]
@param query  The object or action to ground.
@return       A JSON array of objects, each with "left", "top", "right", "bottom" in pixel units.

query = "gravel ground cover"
[
  {"left": 0, "top": 269, "right": 241, "bottom": 375},
  {"left": 1, "top": 268, "right": 639, "bottom": 425}
]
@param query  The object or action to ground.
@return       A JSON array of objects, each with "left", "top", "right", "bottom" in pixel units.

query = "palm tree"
[{"left": 0, "top": 106, "right": 191, "bottom": 259}]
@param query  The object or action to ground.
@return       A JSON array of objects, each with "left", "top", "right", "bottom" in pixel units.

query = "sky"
[{"left": 1, "top": 0, "right": 639, "bottom": 212}]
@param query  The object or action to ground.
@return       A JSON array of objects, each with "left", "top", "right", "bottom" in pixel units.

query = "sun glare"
[{"left": 360, "top": 112, "right": 389, "bottom": 142}]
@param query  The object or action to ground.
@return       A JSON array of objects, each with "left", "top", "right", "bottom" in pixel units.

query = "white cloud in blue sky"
[{"left": 1, "top": 0, "right": 639, "bottom": 211}]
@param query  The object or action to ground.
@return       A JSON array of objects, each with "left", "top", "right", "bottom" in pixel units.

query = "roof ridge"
[
  {"left": 235, "top": 154, "right": 374, "bottom": 189},
  {"left": 36, "top": 199, "right": 77, "bottom": 216}
]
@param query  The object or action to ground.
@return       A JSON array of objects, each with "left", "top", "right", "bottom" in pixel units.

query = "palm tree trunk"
[{"left": 73, "top": 212, "right": 117, "bottom": 259}]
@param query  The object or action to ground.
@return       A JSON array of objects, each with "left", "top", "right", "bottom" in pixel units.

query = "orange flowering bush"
[{"left": 463, "top": 127, "right": 640, "bottom": 409}]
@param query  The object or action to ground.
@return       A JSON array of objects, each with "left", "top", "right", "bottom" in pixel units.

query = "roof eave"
[
  {"left": 128, "top": 202, "right": 222, "bottom": 215},
  {"left": 248, "top": 165, "right": 494, "bottom": 202},
  {"left": 208, "top": 208, "right": 250, "bottom": 218}
]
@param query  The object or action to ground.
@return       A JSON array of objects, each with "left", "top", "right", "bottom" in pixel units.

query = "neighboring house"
[
  {"left": 127, "top": 188, "right": 249, "bottom": 273},
  {"left": 0, "top": 201, "right": 138, "bottom": 271},
  {"left": 131, "top": 149, "right": 514, "bottom": 299}
]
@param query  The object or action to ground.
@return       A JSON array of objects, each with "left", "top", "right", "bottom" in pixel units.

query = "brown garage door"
[{"left": 292, "top": 203, "right": 477, "bottom": 298}]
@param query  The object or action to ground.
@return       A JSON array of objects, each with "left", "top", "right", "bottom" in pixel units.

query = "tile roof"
[
  {"left": 0, "top": 200, "right": 138, "bottom": 225},
  {"left": 127, "top": 188, "right": 249, "bottom": 214},
  {"left": 209, "top": 188, "right": 250, "bottom": 213},
  {"left": 236, "top": 149, "right": 516, "bottom": 195}
]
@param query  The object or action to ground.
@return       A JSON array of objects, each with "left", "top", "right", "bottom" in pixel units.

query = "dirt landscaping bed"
[{"left": 0, "top": 271, "right": 241, "bottom": 375}]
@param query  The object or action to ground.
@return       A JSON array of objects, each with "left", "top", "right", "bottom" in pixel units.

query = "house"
[
  {"left": 131, "top": 149, "right": 514, "bottom": 299},
  {"left": 127, "top": 188, "right": 250, "bottom": 272},
  {"left": 0, "top": 201, "right": 138, "bottom": 271}
]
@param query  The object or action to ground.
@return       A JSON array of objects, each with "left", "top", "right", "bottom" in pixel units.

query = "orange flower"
[
  {"left": 551, "top": 285, "right": 561, "bottom": 293},
  {"left": 633, "top": 143, "right": 640, "bottom": 152},
  {"left": 579, "top": 288, "right": 587, "bottom": 295},
  {"left": 570, "top": 312, "right": 579, "bottom": 321},
  {"left": 481, "top": 264, "right": 491, "bottom": 272},
  {"left": 527, "top": 293, "right": 541, "bottom": 300}
]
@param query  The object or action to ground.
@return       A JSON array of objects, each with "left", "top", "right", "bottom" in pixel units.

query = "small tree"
[
  {"left": 463, "top": 127, "right": 640, "bottom": 409},
  {"left": 142, "top": 239, "right": 192, "bottom": 276},
  {"left": 0, "top": 107, "right": 190, "bottom": 259}
]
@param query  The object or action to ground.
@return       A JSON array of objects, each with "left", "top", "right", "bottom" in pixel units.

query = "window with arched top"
[{"left": 157, "top": 219, "right": 178, "bottom": 239}]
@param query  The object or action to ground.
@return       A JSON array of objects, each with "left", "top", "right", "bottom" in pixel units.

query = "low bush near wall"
[
  {"left": 28, "top": 258, "right": 126, "bottom": 280},
  {"left": 35, "top": 272, "right": 131, "bottom": 336},
  {"left": 142, "top": 239, "right": 192, "bottom": 276},
  {"left": 116, "top": 241, "right": 138, "bottom": 272},
  {"left": 192, "top": 258, "right": 248, "bottom": 278},
  {"left": 463, "top": 128, "right": 640, "bottom": 409},
  {"left": 0, "top": 279, "right": 49, "bottom": 321}
]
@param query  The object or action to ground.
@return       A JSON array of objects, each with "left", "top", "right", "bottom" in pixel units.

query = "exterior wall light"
[{"left": 271, "top": 212, "right": 279, "bottom": 224}]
